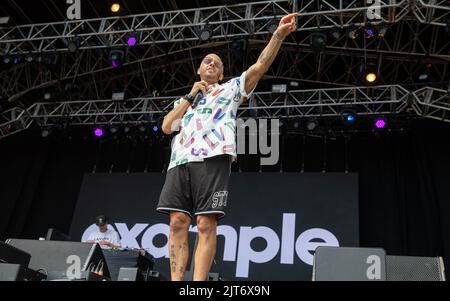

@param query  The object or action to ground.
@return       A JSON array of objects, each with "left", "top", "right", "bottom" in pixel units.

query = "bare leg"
[
  {"left": 168, "top": 211, "right": 191, "bottom": 281},
  {"left": 193, "top": 214, "right": 218, "bottom": 281}
]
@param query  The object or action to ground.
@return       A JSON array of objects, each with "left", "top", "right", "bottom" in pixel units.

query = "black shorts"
[{"left": 156, "top": 155, "right": 232, "bottom": 220}]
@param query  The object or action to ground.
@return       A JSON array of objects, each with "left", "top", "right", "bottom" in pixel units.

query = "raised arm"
[{"left": 244, "top": 13, "right": 299, "bottom": 95}]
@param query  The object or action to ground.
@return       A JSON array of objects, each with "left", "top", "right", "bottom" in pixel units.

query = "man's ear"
[
  {"left": 197, "top": 68, "right": 201, "bottom": 76},
  {"left": 219, "top": 72, "right": 224, "bottom": 81}
]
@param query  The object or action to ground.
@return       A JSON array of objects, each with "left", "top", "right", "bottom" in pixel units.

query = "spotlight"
[
  {"left": 43, "top": 92, "right": 51, "bottom": 100},
  {"left": 310, "top": 32, "right": 327, "bottom": 53},
  {"left": 25, "top": 54, "right": 34, "bottom": 63},
  {"left": 109, "top": 125, "right": 118, "bottom": 134},
  {"left": 378, "top": 25, "right": 388, "bottom": 37},
  {"left": 112, "top": 92, "right": 125, "bottom": 102},
  {"left": 363, "top": 63, "right": 378, "bottom": 84},
  {"left": 374, "top": 117, "right": 387, "bottom": 129},
  {"left": 67, "top": 43, "right": 77, "bottom": 52},
  {"left": 330, "top": 28, "right": 341, "bottom": 40},
  {"left": 199, "top": 23, "right": 212, "bottom": 41},
  {"left": 41, "top": 128, "right": 51, "bottom": 138},
  {"left": 340, "top": 108, "right": 357, "bottom": 125},
  {"left": 418, "top": 74, "right": 428, "bottom": 80},
  {"left": 306, "top": 119, "right": 318, "bottom": 131},
  {"left": 110, "top": 49, "right": 124, "bottom": 68},
  {"left": 12, "top": 56, "right": 20, "bottom": 65},
  {"left": 93, "top": 127, "right": 104, "bottom": 137},
  {"left": 138, "top": 124, "right": 147, "bottom": 132},
  {"left": 348, "top": 28, "right": 358, "bottom": 40},
  {"left": 364, "top": 26, "right": 376, "bottom": 38},
  {"left": 271, "top": 84, "right": 287, "bottom": 93},
  {"left": 111, "top": 3, "right": 121, "bottom": 13},
  {"left": 152, "top": 125, "right": 159, "bottom": 133},
  {"left": 289, "top": 81, "right": 299, "bottom": 88},
  {"left": 418, "top": 70, "right": 430, "bottom": 81},
  {"left": 67, "top": 39, "right": 80, "bottom": 52},
  {"left": 0, "top": 16, "right": 10, "bottom": 25},
  {"left": 417, "top": 59, "right": 432, "bottom": 82},
  {"left": 345, "top": 114, "right": 356, "bottom": 122},
  {"left": 3, "top": 56, "right": 10, "bottom": 64},
  {"left": 365, "top": 72, "right": 377, "bottom": 83},
  {"left": 123, "top": 125, "right": 131, "bottom": 133},
  {"left": 127, "top": 35, "right": 137, "bottom": 47},
  {"left": 267, "top": 18, "right": 279, "bottom": 34}
]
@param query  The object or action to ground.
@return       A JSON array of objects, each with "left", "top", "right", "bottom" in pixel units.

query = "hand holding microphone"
[{"left": 184, "top": 80, "right": 208, "bottom": 108}]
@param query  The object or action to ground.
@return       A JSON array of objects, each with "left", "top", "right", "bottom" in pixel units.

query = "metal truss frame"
[
  {"left": 411, "top": 86, "right": 450, "bottom": 122},
  {"left": 0, "top": 0, "right": 449, "bottom": 140},
  {"left": 0, "top": 0, "right": 420, "bottom": 54},
  {"left": 2, "top": 84, "right": 449, "bottom": 140},
  {"left": 0, "top": 107, "right": 33, "bottom": 139},
  {"left": 1, "top": 17, "right": 449, "bottom": 106},
  {"left": 413, "top": 0, "right": 450, "bottom": 26},
  {"left": 0, "top": 0, "right": 449, "bottom": 105}
]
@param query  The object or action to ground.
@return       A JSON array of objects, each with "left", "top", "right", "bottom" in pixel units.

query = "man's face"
[
  {"left": 98, "top": 224, "right": 108, "bottom": 233},
  {"left": 197, "top": 54, "right": 224, "bottom": 84}
]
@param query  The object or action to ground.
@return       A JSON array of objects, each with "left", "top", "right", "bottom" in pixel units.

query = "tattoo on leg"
[
  {"left": 179, "top": 265, "right": 185, "bottom": 273},
  {"left": 170, "top": 244, "right": 177, "bottom": 273},
  {"left": 178, "top": 242, "right": 188, "bottom": 273}
]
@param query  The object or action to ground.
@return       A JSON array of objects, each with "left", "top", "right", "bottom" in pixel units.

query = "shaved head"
[{"left": 197, "top": 53, "right": 224, "bottom": 85}]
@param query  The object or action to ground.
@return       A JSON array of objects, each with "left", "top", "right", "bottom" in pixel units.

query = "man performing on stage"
[{"left": 157, "top": 12, "right": 299, "bottom": 281}]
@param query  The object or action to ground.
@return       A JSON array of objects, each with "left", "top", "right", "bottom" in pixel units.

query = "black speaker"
[
  {"left": 46, "top": 270, "right": 109, "bottom": 281},
  {"left": 5, "top": 239, "right": 110, "bottom": 279},
  {"left": 0, "top": 263, "right": 25, "bottom": 281},
  {"left": 312, "top": 247, "right": 386, "bottom": 281},
  {"left": 117, "top": 267, "right": 143, "bottom": 281},
  {"left": 102, "top": 249, "right": 153, "bottom": 281},
  {"left": 313, "top": 247, "right": 446, "bottom": 281},
  {"left": 0, "top": 241, "right": 31, "bottom": 267},
  {"left": 386, "top": 255, "right": 446, "bottom": 281},
  {"left": 0, "top": 263, "right": 47, "bottom": 281},
  {"left": 207, "top": 272, "right": 221, "bottom": 281},
  {"left": 145, "top": 270, "right": 167, "bottom": 281}
]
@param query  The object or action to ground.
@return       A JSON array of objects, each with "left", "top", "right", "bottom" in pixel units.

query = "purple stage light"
[
  {"left": 111, "top": 60, "right": 119, "bottom": 68},
  {"left": 127, "top": 36, "right": 137, "bottom": 47},
  {"left": 152, "top": 125, "right": 159, "bottom": 132},
  {"left": 374, "top": 118, "right": 387, "bottom": 129},
  {"left": 94, "top": 128, "right": 104, "bottom": 137}
]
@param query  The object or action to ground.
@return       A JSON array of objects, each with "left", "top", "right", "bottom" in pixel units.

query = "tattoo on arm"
[{"left": 256, "top": 33, "right": 284, "bottom": 71}]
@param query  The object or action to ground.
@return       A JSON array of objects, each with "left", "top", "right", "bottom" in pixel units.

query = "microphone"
[{"left": 191, "top": 91, "right": 203, "bottom": 109}]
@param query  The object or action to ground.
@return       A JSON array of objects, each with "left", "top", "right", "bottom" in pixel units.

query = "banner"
[{"left": 70, "top": 172, "right": 359, "bottom": 280}]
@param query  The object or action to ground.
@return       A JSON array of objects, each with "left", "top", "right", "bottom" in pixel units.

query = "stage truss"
[{"left": 0, "top": 0, "right": 449, "bottom": 140}]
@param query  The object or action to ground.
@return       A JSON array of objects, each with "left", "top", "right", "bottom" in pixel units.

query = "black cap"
[{"left": 95, "top": 215, "right": 109, "bottom": 226}]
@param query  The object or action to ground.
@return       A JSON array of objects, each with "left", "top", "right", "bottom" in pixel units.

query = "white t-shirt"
[
  {"left": 168, "top": 71, "right": 254, "bottom": 170},
  {"left": 86, "top": 229, "right": 121, "bottom": 249}
]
